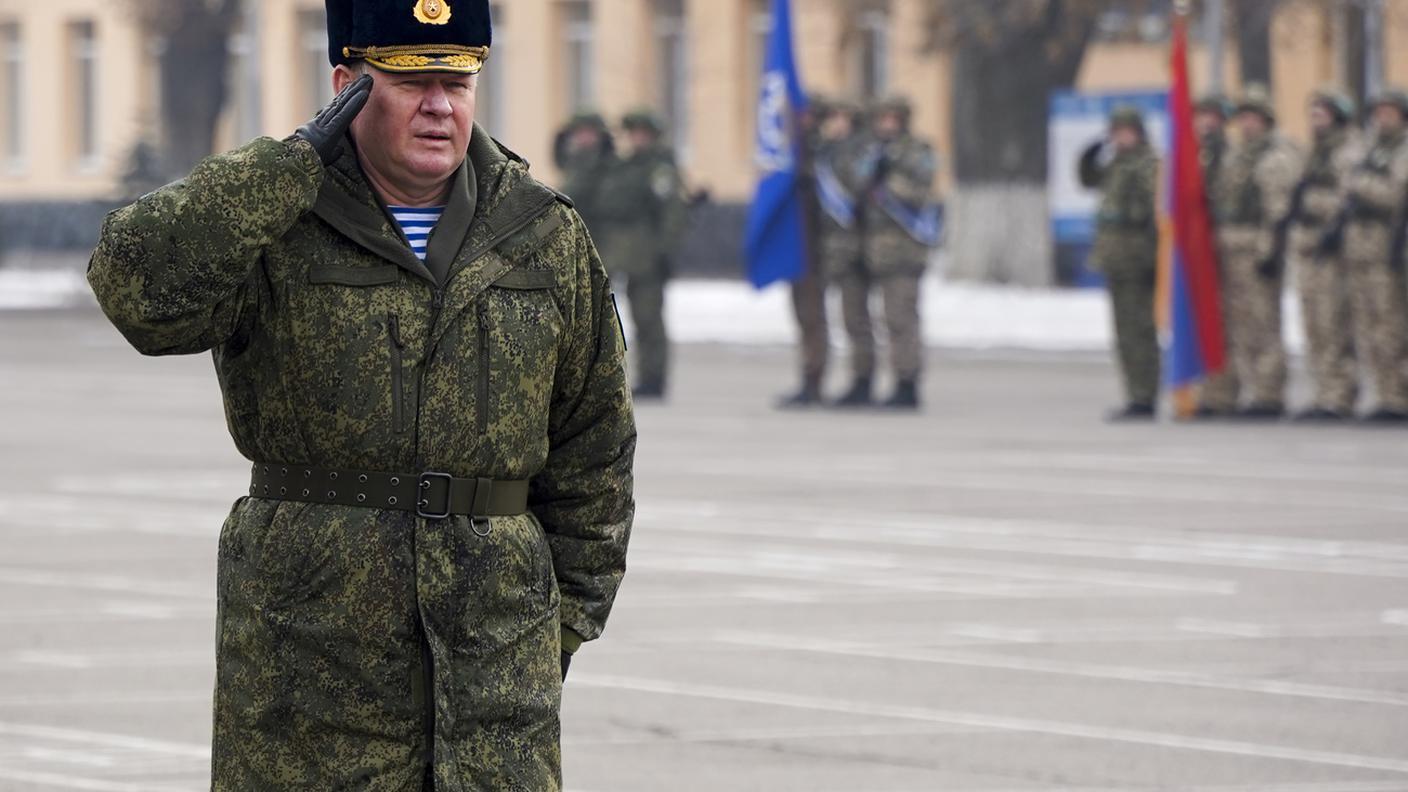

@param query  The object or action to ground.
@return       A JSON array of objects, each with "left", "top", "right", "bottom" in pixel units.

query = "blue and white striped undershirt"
[{"left": 388, "top": 205, "right": 445, "bottom": 261}]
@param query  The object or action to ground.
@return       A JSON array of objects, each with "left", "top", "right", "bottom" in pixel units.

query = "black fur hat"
[{"left": 328, "top": 0, "right": 492, "bottom": 74}]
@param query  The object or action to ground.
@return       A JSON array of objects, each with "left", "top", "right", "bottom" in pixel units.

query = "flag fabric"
[
  {"left": 1162, "top": 12, "right": 1226, "bottom": 413},
  {"left": 744, "top": 0, "right": 809, "bottom": 288}
]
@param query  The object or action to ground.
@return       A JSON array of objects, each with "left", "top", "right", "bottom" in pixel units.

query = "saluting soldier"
[
  {"left": 1079, "top": 106, "right": 1161, "bottom": 421},
  {"left": 1339, "top": 89, "right": 1408, "bottom": 423},
  {"left": 835, "top": 96, "right": 939, "bottom": 410},
  {"left": 1202, "top": 85, "right": 1303, "bottom": 420},
  {"left": 595, "top": 110, "right": 686, "bottom": 400},
  {"left": 1287, "top": 88, "right": 1361, "bottom": 422},
  {"left": 87, "top": 1, "right": 637, "bottom": 788}
]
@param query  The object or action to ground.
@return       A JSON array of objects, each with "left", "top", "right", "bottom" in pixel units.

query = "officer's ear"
[{"left": 332, "top": 64, "right": 367, "bottom": 96}]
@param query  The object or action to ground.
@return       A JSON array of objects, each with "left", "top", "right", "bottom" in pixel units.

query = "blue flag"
[{"left": 744, "top": 0, "right": 808, "bottom": 289}]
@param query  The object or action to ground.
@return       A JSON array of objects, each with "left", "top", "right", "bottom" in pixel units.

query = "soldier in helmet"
[
  {"left": 555, "top": 112, "right": 615, "bottom": 238},
  {"left": 1337, "top": 89, "right": 1408, "bottom": 422},
  {"left": 87, "top": 0, "right": 637, "bottom": 787},
  {"left": 1285, "top": 88, "right": 1361, "bottom": 421},
  {"left": 1202, "top": 84, "right": 1303, "bottom": 420},
  {"left": 778, "top": 95, "right": 834, "bottom": 408},
  {"left": 1079, "top": 106, "right": 1161, "bottom": 420},
  {"left": 595, "top": 109, "right": 686, "bottom": 400},
  {"left": 834, "top": 96, "right": 939, "bottom": 410},
  {"left": 1194, "top": 94, "right": 1232, "bottom": 191}
]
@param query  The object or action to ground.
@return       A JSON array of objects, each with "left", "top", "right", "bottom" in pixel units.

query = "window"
[
  {"left": 1, "top": 21, "right": 21, "bottom": 168},
  {"left": 855, "top": 7, "right": 889, "bottom": 99},
  {"left": 479, "top": 2, "right": 505, "bottom": 137},
  {"left": 68, "top": 20, "right": 99, "bottom": 169},
  {"left": 654, "top": 0, "right": 688, "bottom": 158},
  {"left": 299, "top": 9, "right": 334, "bottom": 117},
  {"left": 562, "top": 0, "right": 594, "bottom": 113}
]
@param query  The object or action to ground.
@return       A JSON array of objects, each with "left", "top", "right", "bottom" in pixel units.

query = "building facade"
[{"left": 3, "top": 0, "right": 1408, "bottom": 204}]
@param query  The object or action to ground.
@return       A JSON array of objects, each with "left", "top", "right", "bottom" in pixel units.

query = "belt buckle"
[{"left": 417, "top": 472, "right": 453, "bottom": 520}]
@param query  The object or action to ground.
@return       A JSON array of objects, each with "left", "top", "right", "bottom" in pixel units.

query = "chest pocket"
[{"left": 478, "top": 266, "right": 564, "bottom": 436}]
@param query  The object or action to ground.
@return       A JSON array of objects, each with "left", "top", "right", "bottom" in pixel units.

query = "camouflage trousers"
[
  {"left": 621, "top": 263, "right": 670, "bottom": 391},
  {"left": 837, "top": 268, "right": 924, "bottom": 382},
  {"left": 1104, "top": 265, "right": 1160, "bottom": 408},
  {"left": 790, "top": 254, "right": 830, "bottom": 382},
  {"left": 1344, "top": 222, "right": 1408, "bottom": 411},
  {"left": 1203, "top": 233, "right": 1288, "bottom": 410},
  {"left": 1290, "top": 229, "right": 1358, "bottom": 413}
]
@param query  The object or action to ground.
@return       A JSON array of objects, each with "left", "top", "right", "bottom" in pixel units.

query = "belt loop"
[{"left": 471, "top": 477, "right": 493, "bottom": 537}]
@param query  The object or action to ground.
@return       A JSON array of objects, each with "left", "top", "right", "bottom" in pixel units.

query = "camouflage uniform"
[
  {"left": 88, "top": 128, "right": 636, "bottom": 790},
  {"left": 1287, "top": 106, "right": 1361, "bottom": 416},
  {"left": 1207, "top": 115, "right": 1302, "bottom": 412},
  {"left": 555, "top": 113, "right": 615, "bottom": 239},
  {"left": 843, "top": 99, "right": 937, "bottom": 403},
  {"left": 814, "top": 111, "right": 867, "bottom": 380},
  {"left": 594, "top": 114, "right": 685, "bottom": 396},
  {"left": 779, "top": 99, "right": 832, "bottom": 405},
  {"left": 1342, "top": 117, "right": 1408, "bottom": 414},
  {"left": 1081, "top": 127, "right": 1161, "bottom": 410}
]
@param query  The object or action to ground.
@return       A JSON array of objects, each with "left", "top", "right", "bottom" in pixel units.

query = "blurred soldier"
[
  {"left": 1202, "top": 85, "right": 1302, "bottom": 419},
  {"left": 1335, "top": 89, "right": 1408, "bottom": 422},
  {"left": 1194, "top": 95, "right": 1232, "bottom": 191},
  {"left": 1286, "top": 89, "right": 1361, "bottom": 421},
  {"left": 1079, "top": 106, "right": 1160, "bottom": 421},
  {"left": 555, "top": 112, "right": 615, "bottom": 238},
  {"left": 596, "top": 110, "right": 686, "bottom": 400},
  {"left": 835, "top": 97, "right": 939, "bottom": 410},
  {"left": 778, "top": 96, "right": 833, "bottom": 408},
  {"left": 87, "top": 0, "right": 636, "bottom": 787}
]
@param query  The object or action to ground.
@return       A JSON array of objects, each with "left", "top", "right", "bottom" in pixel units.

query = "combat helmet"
[
  {"left": 1108, "top": 105, "right": 1147, "bottom": 136},
  {"left": 622, "top": 109, "right": 666, "bottom": 135},
  {"left": 566, "top": 111, "right": 609, "bottom": 134},
  {"left": 870, "top": 95, "right": 913, "bottom": 127},
  {"left": 1236, "top": 83, "right": 1277, "bottom": 124},
  {"left": 1194, "top": 94, "right": 1234, "bottom": 119},
  {"left": 1309, "top": 86, "right": 1356, "bottom": 125},
  {"left": 1369, "top": 88, "right": 1408, "bottom": 119}
]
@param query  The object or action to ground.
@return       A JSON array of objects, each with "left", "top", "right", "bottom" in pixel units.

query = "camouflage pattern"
[
  {"left": 838, "top": 269, "right": 877, "bottom": 379},
  {"left": 1200, "top": 127, "right": 1228, "bottom": 194},
  {"left": 1206, "top": 133, "right": 1303, "bottom": 410},
  {"left": 792, "top": 113, "right": 832, "bottom": 385},
  {"left": 1288, "top": 125, "right": 1362, "bottom": 413},
  {"left": 1084, "top": 142, "right": 1160, "bottom": 406},
  {"left": 1342, "top": 127, "right": 1408, "bottom": 412},
  {"left": 594, "top": 140, "right": 685, "bottom": 391},
  {"left": 855, "top": 133, "right": 937, "bottom": 278},
  {"left": 87, "top": 128, "right": 637, "bottom": 790}
]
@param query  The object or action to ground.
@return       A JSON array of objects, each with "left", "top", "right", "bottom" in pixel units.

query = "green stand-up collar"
[{"left": 423, "top": 157, "right": 477, "bottom": 287}]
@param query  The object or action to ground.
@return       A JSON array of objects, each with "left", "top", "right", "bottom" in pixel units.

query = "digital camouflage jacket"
[
  {"left": 1086, "top": 143, "right": 1159, "bottom": 274},
  {"left": 855, "top": 133, "right": 938, "bottom": 276},
  {"left": 593, "top": 143, "right": 686, "bottom": 280},
  {"left": 87, "top": 127, "right": 636, "bottom": 791}
]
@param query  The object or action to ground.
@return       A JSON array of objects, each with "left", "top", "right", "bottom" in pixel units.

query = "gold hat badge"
[{"left": 414, "top": 0, "right": 452, "bottom": 25}]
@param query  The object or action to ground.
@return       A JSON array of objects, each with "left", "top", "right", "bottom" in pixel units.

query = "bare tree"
[{"left": 130, "top": 0, "right": 242, "bottom": 180}]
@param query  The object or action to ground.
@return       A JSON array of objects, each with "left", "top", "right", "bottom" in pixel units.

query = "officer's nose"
[{"left": 421, "top": 85, "right": 453, "bottom": 117}]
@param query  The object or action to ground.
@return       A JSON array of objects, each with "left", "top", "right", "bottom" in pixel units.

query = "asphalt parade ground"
[{"left": 2, "top": 307, "right": 1407, "bottom": 792}]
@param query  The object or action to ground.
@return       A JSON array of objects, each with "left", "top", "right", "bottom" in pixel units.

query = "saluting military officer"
[
  {"left": 87, "top": 1, "right": 637, "bottom": 788},
  {"left": 1079, "top": 106, "right": 1161, "bottom": 420},
  {"left": 1202, "top": 85, "right": 1303, "bottom": 420},
  {"left": 835, "top": 96, "right": 939, "bottom": 410},
  {"left": 1287, "top": 88, "right": 1362, "bottom": 421},
  {"left": 1338, "top": 89, "right": 1408, "bottom": 423},
  {"left": 595, "top": 110, "right": 686, "bottom": 400}
]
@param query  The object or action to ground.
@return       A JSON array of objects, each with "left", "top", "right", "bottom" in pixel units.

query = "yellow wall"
[{"left": 3, "top": 1, "right": 1407, "bottom": 203}]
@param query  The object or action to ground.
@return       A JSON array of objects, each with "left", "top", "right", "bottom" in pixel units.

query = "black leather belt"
[{"left": 249, "top": 463, "right": 530, "bottom": 522}]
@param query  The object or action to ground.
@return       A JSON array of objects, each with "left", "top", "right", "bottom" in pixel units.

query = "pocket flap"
[
  {"left": 491, "top": 269, "right": 558, "bottom": 290},
  {"left": 309, "top": 263, "right": 401, "bottom": 287}
]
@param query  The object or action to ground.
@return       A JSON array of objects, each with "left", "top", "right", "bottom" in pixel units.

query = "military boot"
[
  {"left": 832, "top": 377, "right": 874, "bottom": 408},
  {"left": 1361, "top": 407, "right": 1408, "bottom": 425},
  {"left": 1235, "top": 403, "right": 1285, "bottom": 422},
  {"left": 1106, "top": 403, "right": 1156, "bottom": 423},
  {"left": 1292, "top": 406, "right": 1350, "bottom": 423},
  {"left": 881, "top": 380, "right": 920, "bottom": 410},
  {"left": 777, "top": 374, "right": 824, "bottom": 410}
]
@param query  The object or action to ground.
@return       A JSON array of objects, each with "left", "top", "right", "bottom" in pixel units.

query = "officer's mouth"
[{"left": 414, "top": 132, "right": 454, "bottom": 145}]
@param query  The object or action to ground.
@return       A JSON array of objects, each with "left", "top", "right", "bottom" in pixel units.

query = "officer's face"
[
  {"left": 1309, "top": 104, "right": 1336, "bottom": 135},
  {"left": 1236, "top": 111, "right": 1269, "bottom": 141},
  {"left": 335, "top": 65, "right": 477, "bottom": 192},
  {"left": 1109, "top": 126, "right": 1141, "bottom": 152},
  {"left": 1373, "top": 104, "right": 1406, "bottom": 135},
  {"left": 1193, "top": 110, "right": 1223, "bottom": 139},
  {"left": 626, "top": 128, "right": 656, "bottom": 151},
  {"left": 873, "top": 113, "right": 903, "bottom": 140}
]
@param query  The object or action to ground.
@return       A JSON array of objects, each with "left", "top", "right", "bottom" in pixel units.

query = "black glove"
[
  {"left": 294, "top": 74, "right": 373, "bottom": 165},
  {"left": 1257, "top": 257, "right": 1283, "bottom": 280},
  {"left": 560, "top": 651, "right": 572, "bottom": 682}
]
